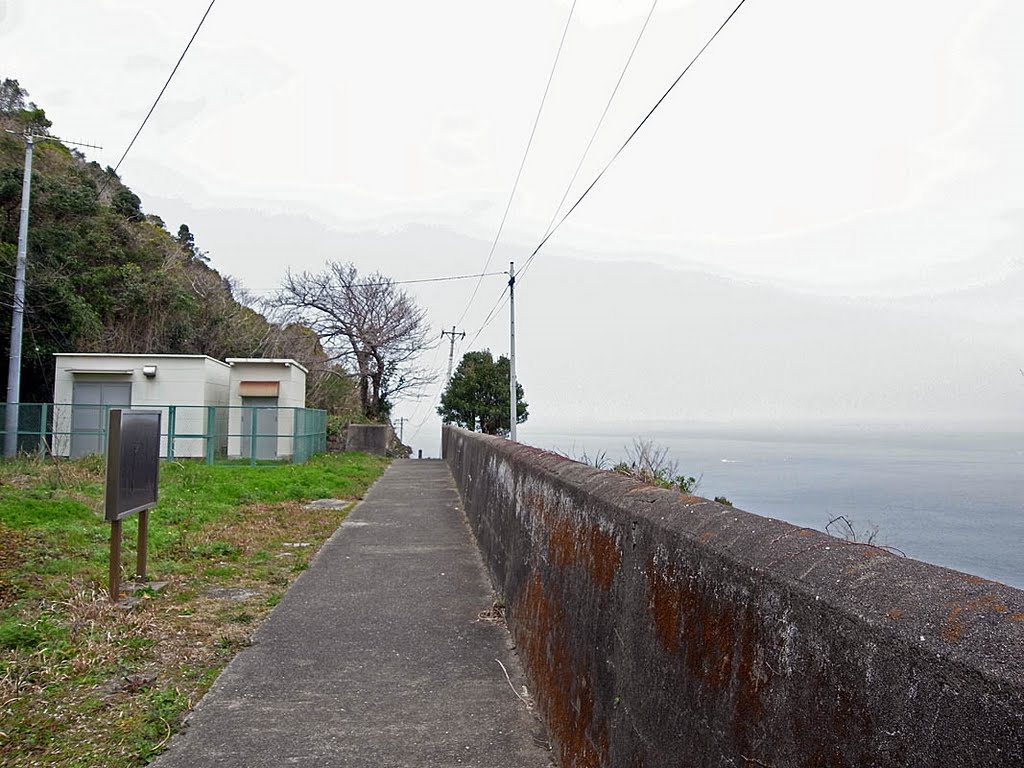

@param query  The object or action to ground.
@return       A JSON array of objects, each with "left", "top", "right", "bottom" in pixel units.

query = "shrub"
[{"left": 612, "top": 438, "right": 701, "bottom": 494}]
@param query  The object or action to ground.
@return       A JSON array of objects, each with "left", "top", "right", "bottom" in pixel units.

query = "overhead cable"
[
  {"left": 380, "top": 270, "right": 507, "bottom": 287},
  {"left": 245, "top": 270, "right": 508, "bottom": 295},
  {"left": 455, "top": 0, "right": 580, "bottom": 327},
  {"left": 104, "top": 0, "right": 218, "bottom": 186},
  {"left": 465, "top": 285, "right": 511, "bottom": 350},
  {"left": 409, "top": 281, "right": 510, "bottom": 444},
  {"left": 399, "top": 341, "right": 448, "bottom": 435},
  {"left": 519, "top": 0, "right": 750, "bottom": 280},
  {"left": 530, "top": 0, "right": 660, "bottom": 270}
]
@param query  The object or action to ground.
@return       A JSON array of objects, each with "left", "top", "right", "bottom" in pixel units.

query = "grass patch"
[{"left": 0, "top": 451, "right": 388, "bottom": 767}]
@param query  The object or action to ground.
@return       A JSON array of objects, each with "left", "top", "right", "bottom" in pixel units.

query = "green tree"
[
  {"left": 111, "top": 187, "right": 143, "bottom": 221},
  {"left": 176, "top": 223, "right": 194, "bottom": 254},
  {"left": 0, "top": 78, "right": 51, "bottom": 133},
  {"left": 176, "top": 223, "right": 209, "bottom": 262},
  {"left": 437, "top": 350, "right": 527, "bottom": 436},
  {"left": 0, "top": 79, "right": 26, "bottom": 113}
]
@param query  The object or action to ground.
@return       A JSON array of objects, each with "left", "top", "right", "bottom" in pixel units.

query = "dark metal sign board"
[{"left": 105, "top": 409, "right": 161, "bottom": 522}]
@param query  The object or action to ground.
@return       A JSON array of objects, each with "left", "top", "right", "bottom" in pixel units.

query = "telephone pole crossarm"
[{"left": 440, "top": 326, "right": 466, "bottom": 382}]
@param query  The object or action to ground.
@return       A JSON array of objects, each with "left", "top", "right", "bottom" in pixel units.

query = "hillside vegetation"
[{"left": 0, "top": 78, "right": 355, "bottom": 417}]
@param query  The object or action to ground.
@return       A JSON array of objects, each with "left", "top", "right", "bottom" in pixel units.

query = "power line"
[
  {"left": 407, "top": 283, "right": 507, "bottom": 446},
  {"left": 406, "top": 352, "right": 453, "bottom": 444},
  {"left": 401, "top": 361, "right": 446, "bottom": 437},
  {"left": 246, "top": 270, "right": 508, "bottom": 295},
  {"left": 399, "top": 330, "right": 450, "bottom": 434},
  {"left": 461, "top": 0, "right": 743, "bottom": 364},
  {"left": 378, "top": 270, "right": 507, "bottom": 287},
  {"left": 103, "top": 0, "right": 218, "bottom": 188},
  {"left": 406, "top": 278, "right": 513, "bottom": 446},
  {"left": 407, "top": 400, "right": 438, "bottom": 444},
  {"left": 406, "top": 371, "right": 447, "bottom": 443},
  {"left": 532, "top": 0, "right": 660, "bottom": 263},
  {"left": 447, "top": 2, "right": 657, "bottom": 413},
  {"left": 465, "top": 285, "right": 510, "bottom": 350},
  {"left": 455, "top": 0, "right": 579, "bottom": 328},
  {"left": 519, "top": 0, "right": 750, "bottom": 280}
]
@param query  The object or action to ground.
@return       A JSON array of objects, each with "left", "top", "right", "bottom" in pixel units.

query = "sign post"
[{"left": 105, "top": 409, "right": 161, "bottom": 601}]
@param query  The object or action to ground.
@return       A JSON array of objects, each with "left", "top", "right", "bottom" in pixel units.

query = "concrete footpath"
[{"left": 154, "top": 460, "right": 552, "bottom": 768}]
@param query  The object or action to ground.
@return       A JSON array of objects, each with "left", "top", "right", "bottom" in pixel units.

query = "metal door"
[
  {"left": 70, "top": 381, "right": 132, "bottom": 457},
  {"left": 240, "top": 397, "right": 278, "bottom": 460}
]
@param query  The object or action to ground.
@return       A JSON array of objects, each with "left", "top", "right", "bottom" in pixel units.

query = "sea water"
[{"left": 519, "top": 424, "right": 1024, "bottom": 589}]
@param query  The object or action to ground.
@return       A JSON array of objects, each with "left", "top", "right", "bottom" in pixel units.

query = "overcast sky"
[{"left": 2, "top": 0, "right": 1022, "bottom": 455}]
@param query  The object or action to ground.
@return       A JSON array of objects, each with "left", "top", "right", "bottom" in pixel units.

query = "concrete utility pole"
[
  {"left": 440, "top": 326, "right": 465, "bottom": 382},
  {"left": 4, "top": 131, "right": 101, "bottom": 457},
  {"left": 3, "top": 134, "right": 35, "bottom": 457},
  {"left": 508, "top": 261, "right": 517, "bottom": 443},
  {"left": 395, "top": 417, "right": 407, "bottom": 442}
]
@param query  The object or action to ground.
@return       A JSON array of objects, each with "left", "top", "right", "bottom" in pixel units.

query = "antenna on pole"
[
  {"left": 508, "top": 262, "right": 517, "bottom": 443},
  {"left": 4, "top": 131, "right": 102, "bottom": 457}
]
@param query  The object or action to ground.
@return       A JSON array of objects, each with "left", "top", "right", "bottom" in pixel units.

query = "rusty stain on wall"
[
  {"left": 516, "top": 573, "right": 605, "bottom": 768},
  {"left": 648, "top": 562, "right": 682, "bottom": 656},
  {"left": 942, "top": 594, "right": 1010, "bottom": 642},
  {"left": 646, "top": 557, "right": 771, "bottom": 728},
  {"left": 547, "top": 511, "right": 621, "bottom": 591}
]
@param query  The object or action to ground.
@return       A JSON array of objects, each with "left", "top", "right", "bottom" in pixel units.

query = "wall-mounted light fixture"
[{"left": 142, "top": 365, "right": 158, "bottom": 378}]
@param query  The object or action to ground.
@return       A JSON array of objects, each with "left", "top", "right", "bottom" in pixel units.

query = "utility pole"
[
  {"left": 440, "top": 326, "right": 465, "bottom": 382},
  {"left": 395, "top": 417, "right": 407, "bottom": 443},
  {"left": 4, "top": 131, "right": 101, "bottom": 457},
  {"left": 3, "top": 134, "right": 35, "bottom": 457},
  {"left": 508, "top": 261, "right": 517, "bottom": 443}
]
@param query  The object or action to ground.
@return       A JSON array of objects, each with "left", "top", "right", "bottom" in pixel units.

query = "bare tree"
[{"left": 270, "top": 262, "right": 434, "bottom": 420}]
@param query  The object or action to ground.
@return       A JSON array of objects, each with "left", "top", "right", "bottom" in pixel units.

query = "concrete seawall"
[
  {"left": 344, "top": 423, "right": 393, "bottom": 455},
  {"left": 443, "top": 426, "right": 1024, "bottom": 768}
]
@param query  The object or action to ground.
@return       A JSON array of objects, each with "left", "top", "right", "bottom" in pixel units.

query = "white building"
[
  {"left": 51, "top": 353, "right": 307, "bottom": 460},
  {"left": 225, "top": 358, "right": 309, "bottom": 460}
]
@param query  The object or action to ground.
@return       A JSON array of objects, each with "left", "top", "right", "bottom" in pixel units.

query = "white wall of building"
[
  {"left": 51, "top": 354, "right": 230, "bottom": 458},
  {"left": 198, "top": 357, "right": 232, "bottom": 458},
  {"left": 203, "top": 358, "right": 232, "bottom": 406}
]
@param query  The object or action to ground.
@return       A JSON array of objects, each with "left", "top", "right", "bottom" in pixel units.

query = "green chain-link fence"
[{"left": 0, "top": 403, "right": 327, "bottom": 465}]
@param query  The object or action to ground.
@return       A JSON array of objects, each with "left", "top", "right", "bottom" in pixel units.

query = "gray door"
[
  {"left": 71, "top": 381, "right": 132, "bottom": 458},
  {"left": 240, "top": 397, "right": 278, "bottom": 460}
]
